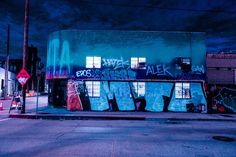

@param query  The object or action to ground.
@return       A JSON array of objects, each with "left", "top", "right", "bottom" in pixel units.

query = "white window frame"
[
  {"left": 85, "top": 81, "right": 100, "bottom": 97},
  {"left": 86, "top": 56, "right": 101, "bottom": 68},
  {"left": 175, "top": 82, "right": 191, "bottom": 99},
  {"left": 131, "top": 57, "right": 146, "bottom": 69},
  {"left": 132, "top": 82, "right": 145, "bottom": 97}
]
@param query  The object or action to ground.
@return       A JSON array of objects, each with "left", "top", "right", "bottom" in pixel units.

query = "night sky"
[{"left": 0, "top": 0, "right": 236, "bottom": 65}]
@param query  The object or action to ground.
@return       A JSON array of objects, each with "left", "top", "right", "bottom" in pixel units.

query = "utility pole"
[
  {"left": 4, "top": 24, "right": 10, "bottom": 99},
  {"left": 21, "top": 0, "right": 29, "bottom": 113}
]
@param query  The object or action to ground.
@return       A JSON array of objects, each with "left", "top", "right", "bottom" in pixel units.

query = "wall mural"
[
  {"left": 73, "top": 62, "right": 205, "bottom": 80},
  {"left": 47, "top": 30, "right": 207, "bottom": 112},
  {"left": 67, "top": 80, "right": 207, "bottom": 112},
  {"left": 168, "top": 83, "right": 207, "bottom": 113},
  {"left": 208, "top": 85, "right": 236, "bottom": 113},
  {"left": 144, "top": 82, "right": 174, "bottom": 112},
  {"left": 67, "top": 80, "right": 83, "bottom": 111}
]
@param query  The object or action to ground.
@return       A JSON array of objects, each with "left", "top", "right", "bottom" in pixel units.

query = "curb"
[
  {"left": 8, "top": 113, "right": 236, "bottom": 122},
  {"left": 9, "top": 114, "right": 146, "bottom": 120},
  {"left": 146, "top": 117, "right": 236, "bottom": 122}
]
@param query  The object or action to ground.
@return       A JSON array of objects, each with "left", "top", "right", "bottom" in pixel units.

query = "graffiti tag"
[
  {"left": 214, "top": 87, "right": 236, "bottom": 112},
  {"left": 76, "top": 69, "right": 101, "bottom": 78},
  {"left": 102, "top": 57, "right": 130, "bottom": 69},
  {"left": 75, "top": 69, "right": 136, "bottom": 80},
  {"left": 146, "top": 65, "right": 173, "bottom": 77},
  {"left": 192, "top": 65, "right": 205, "bottom": 74}
]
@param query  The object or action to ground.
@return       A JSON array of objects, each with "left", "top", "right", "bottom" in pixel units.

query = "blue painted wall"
[
  {"left": 89, "top": 81, "right": 110, "bottom": 111},
  {"left": 67, "top": 80, "right": 207, "bottom": 113},
  {"left": 47, "top": 30, "right": 207, "bottom": 113},
  {"left": 168, "top": 82, "right": 207, "bottom": 112},
  {"left": 145, "top": 82, "right": 173, "bottom": 112},
  {"left": 47, "top": 30, "right": 206, "bottom": 80}
]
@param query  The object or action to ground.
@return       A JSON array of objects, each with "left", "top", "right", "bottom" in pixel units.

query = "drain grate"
[{"left": 212, "top": 136, "right": 235, "bottom": 142}]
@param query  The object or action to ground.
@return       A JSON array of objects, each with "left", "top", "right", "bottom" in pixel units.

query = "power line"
[{"left": 79, "top": 0, "right": 236, "bottom": 14}]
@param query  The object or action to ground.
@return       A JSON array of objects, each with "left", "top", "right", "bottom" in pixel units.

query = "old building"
[
  {"left": 47, "top": 30, "right": 207, "bottom": 113},
  {"left": 0, "top": 45, "right": 45, "bottom": 94},
  {"left": 206, "top": 53, "right": 236, "bottom": 113},
  {"left": 0, "top": 67, "right": 16, "bottom": 97},
  {"left": 206, "top": 53, "right": 236, "bottom": 84}
]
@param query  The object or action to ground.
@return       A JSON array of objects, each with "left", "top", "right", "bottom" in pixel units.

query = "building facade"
[
  {"left": 47, "top": 30, "right": 207, "bottom": 112},
  {"left": 0, "top": 67, "right": 16, "bottom": 97},
  {"left": 0, "top": 45, "right": 45, "bottom": 94},
  {"left": 206, "top": 53, "right": 236, "bottom": 113}
]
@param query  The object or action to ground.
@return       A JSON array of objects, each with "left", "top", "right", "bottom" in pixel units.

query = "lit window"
[
  {"left": 182, "top": 58, "right": 191, "bottom": 65},
  {"left": 85, "top": 81, "right": 100, "bottom": 97},
  {"left": 86, "top": 56, "right": 101, "bottom": 68},
  {"left": 175, "top": 82, "right": 190, "bottom": 99},
  {"left": 131, "top": 57, "right": 146, "bottom": 69},
  {"left": 132, "top": 82, "right": 145, "bottom": 97}
]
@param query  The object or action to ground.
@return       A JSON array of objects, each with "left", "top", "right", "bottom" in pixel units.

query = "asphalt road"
[{"left": 0, "top": 118, "right": 235, "bottom": 157}]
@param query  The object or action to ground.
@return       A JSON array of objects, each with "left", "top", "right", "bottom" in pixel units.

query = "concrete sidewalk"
[
  {"left": 7, "top": 111, "right": 236, "bottom": 121},
  {"left": 0, "top": 96, "right": 235, "bottom": 121},
  {"left": 7, "top": 106, "right": 236, "bottom": 121}
]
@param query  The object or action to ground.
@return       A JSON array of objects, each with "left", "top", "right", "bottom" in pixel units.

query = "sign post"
[
  {"left": 16, "top": 68, "right": 30, "bottom": 113},
  {"left": 36, "top": 69, "right": 41, "bottom": 113}
]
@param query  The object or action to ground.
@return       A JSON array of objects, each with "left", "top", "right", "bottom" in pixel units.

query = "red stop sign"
[{"left": 16, "top": 68, "right": 31, "bottom": 86}]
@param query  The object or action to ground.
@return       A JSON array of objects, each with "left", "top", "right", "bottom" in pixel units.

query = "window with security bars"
[
  {"left": 85, "top": 81, "right": 100, "bottom": 97},
  {"left": 175, "top": 82, "right": 191, "bottom": 99},
  {"left": 131, "top": 57, "right": 146, "bottom": 69},
  {"left": 175, "top": 57, "right": 191, "bottom": 71},
  {"left": 132, "top": 82, "right": 145, "bottom": 97},
  {"left": 86, "top": 56, "right": 101, "bottom": 68}
]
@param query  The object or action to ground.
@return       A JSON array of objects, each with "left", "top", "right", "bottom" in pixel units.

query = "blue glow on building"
[{"left": 47, "top": 30, "right": 207, "bottom": 113}]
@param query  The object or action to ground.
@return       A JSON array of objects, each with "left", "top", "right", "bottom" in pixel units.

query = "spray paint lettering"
[
  {"left": 76, "top": 69, "right": 101, "bottom": 78},
  {"left": 192, "top": 65, "right": 205, "bottom": 74},
  {"left": 67, "top": 80, "right": 83, "bottom": 110},
  {"left": 214, "top": 87, "right": 236, "bottom": 113},
  {"left": 75, "top": 69, "right": 136, "bottom": 80},
  {"left": 47, "top": 39, "right": 71, "bottom": 77},
  {"left": 102, "top": 57, "right": 130, "bottom": 69},
  {"left": 102, "top": 69, "right": 136, "bottom": 80},
  {"left": 146, "top": 65, "right": 173, "bottom": 77},
  {"left": 76, "top": 69, "right": 92, "bottom": 78},
  {"left": 67, "top": 80, "right": 207, "bottom": 112}
]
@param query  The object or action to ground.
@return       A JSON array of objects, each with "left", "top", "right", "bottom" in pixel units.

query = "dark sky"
[{"left": 1, "top": 0, "right": 236, "bottom": 65}]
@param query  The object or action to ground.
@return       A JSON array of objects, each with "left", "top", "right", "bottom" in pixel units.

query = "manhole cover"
[{"left": 212, "top": 136, "right": 235, "bottom": 142}]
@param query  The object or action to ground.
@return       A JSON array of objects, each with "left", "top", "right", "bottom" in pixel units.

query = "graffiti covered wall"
[
  {"left": 67, "top": 80, "right": 207, "bottom": 112},
  {"left": 47, "top": 30, "right": 206, "bottom": 80},
  {"left": 47, "top": 30, "right": 207, "bottom": 113},
  {"left": 169, "top": 83, "right": 207, "bottom": 113},
  {"left": 208, "top": 85, "right": 236, "bottom": 113}
]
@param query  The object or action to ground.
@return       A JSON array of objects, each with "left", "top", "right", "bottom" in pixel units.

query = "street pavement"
[
  {"left": 0, "top": 95, "right": 236, "bottom": 157},
  {"left": 0, "top": 117, "right": 235, "bottom": 157}
]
